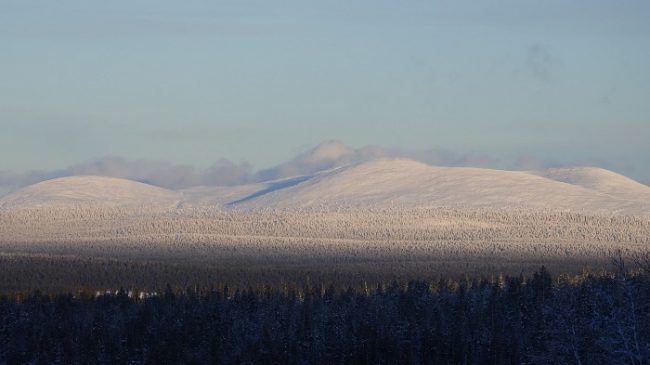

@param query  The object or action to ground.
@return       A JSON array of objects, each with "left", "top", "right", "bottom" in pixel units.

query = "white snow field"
[
  {"left": 220, "top": 159, "right": 650, "bottom": 215},
  {"left": 0, "top": 175, "right": 182, "bottom": 209},
  {"left": 1, "top": 158, "right": 649, "bottom": 275},
  {"left": 536, "top": 167, "right": 650, "bottom": 204},
  {"left": 2, "top": 159, "right": 649, "bottom": 215}
]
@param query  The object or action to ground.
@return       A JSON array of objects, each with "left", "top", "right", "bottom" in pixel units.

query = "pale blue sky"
[{"left": 2, "top": 1, "right": 649, "bottom": 181}]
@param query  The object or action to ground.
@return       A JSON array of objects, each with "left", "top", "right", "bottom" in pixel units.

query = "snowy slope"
[
  {"left": 536, "top": 167, "right": 650, "bottom": 202},
  {"left": 181, "top": 183, "right": 267, "bottom": 207},
  {"left": 227, "top": 159, "right": 650, "bottom": 215},
  {"left": 1, "top": 160, "right": 649, "bottom": 216},
  {"left": 0, "top": 176, "right": 182, "bottom": 209}
]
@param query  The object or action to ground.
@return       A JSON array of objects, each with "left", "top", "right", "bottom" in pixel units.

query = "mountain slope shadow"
[{"left": 227, "top": 175, "right": 313, "bottom": 206}]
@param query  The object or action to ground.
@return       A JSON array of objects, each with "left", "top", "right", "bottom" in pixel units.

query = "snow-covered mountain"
[
  {"left": 0, "top": 175, "right": 182, "bottom": 209},
  {"left": 220, "top": 159, "right": 650, "bottom": 215},
  {"left": 1, "top": 159, "right": 649, "bottom": 215}
]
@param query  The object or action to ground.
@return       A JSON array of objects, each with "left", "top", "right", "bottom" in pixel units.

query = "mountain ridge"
[{"left": 1, "top": 159, "right": 649, "bottom": 216}]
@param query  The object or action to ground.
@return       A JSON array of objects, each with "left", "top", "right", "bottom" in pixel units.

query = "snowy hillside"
[
  {"left": 0, "top": 176, "right": 182, "bottom": 209},
  {"left": 223, "top": 159, "right": 650, "bottom": 215},
  {"left": 2, "top": 162, "right": 650, "bottom": 272},
  {"left": 536, "top": 167, "right": 650, "bottom": 202},
  {"left": 1, "top": 159, "right": 649, "bottom": 216}
]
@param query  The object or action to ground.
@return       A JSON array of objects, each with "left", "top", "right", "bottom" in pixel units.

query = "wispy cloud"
[
  {"left": 0, "top": 157, "right": 253, "bottom": 191},
  {"left": 526, "top": 43, "right": 557, "bottom": 81}
]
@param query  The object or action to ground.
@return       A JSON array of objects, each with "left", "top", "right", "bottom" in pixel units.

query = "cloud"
[
  {"left": 203, "top": 159, "right": 254, "bottom": 187},
  {"left": 0, "top": 157, "right": 253, "bottom": 192},
  {"left": 526, "top": 43, "right": 556, "bottom": 81}
]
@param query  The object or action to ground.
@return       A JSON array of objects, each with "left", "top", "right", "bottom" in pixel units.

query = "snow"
[
  {"left": 0, "top": 175, "right": 182, "bottom": 209},
  {"left": 536, "top": 167, "right": 650, "bottom": 202},
  {"left": 1, "top": 159, "right": 649, "bottom": 216},
  {"left": 223, "top": 159, "right": 650, "bottom": 215}
]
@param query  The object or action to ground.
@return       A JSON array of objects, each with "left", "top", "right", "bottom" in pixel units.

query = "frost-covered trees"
[
  {"left": 1, "top": 267, "right": 650, "bottom": 364},
  {"left": 1, "top": 207, "right": 648, "bottom": 267}
]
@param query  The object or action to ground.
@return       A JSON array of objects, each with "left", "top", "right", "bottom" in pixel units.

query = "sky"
[{"left": 2, "top": 0, "right": 649, "bottom": 187}]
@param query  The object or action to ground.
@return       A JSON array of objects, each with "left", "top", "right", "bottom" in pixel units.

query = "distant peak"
[{"left": 307, "top": 140, "right": 354, "bottom": 161}]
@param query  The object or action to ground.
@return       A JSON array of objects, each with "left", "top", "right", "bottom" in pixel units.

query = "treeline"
[
  {"left": 0, "top": 251, "right": 611, "bottom": 294},
  {"left": 1, "top": 267, "right": 650, "bottom": 364}
]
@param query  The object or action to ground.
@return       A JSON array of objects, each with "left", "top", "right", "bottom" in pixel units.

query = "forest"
[
  {"left": 2, "top": 207, "right": 649, "bottom": 287},
  {"left": 1, "top": 264, "right": 650, "bottom": 364},
  {"left": 2, "top": 207, "right": 650, "bottom": 363}
]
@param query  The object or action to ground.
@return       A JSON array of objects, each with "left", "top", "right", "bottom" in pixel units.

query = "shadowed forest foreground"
[{"left": 1, "top": 266, "right": 650, "bottom": 364}]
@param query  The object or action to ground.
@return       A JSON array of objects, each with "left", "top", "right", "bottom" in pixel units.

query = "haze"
[{"left": 2, "top": 1, "right": 649, "bottom": 183}]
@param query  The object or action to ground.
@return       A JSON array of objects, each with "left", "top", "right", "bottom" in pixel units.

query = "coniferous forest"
[
  {"left": 1, "top": 265, "right": 650, "bottom": 364},
  {"left": 1, "top": 208, "right": 649, "bottom": 363}
]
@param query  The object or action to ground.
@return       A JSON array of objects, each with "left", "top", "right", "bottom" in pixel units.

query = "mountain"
[
  {"left": 226, "top": 159, "right": 650, "bottom": 215},
  {"left": 304, "top": 139, "right": 356, "bottom": 162},
  {"left": 255, "top": 140, "right": 357, "bottom": 181},
  {"left": 2, "top": 159, "right": 649, "bottom": 215},
  {"left": 0, "top": 175, "right": 182, "bottom": 209}
]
